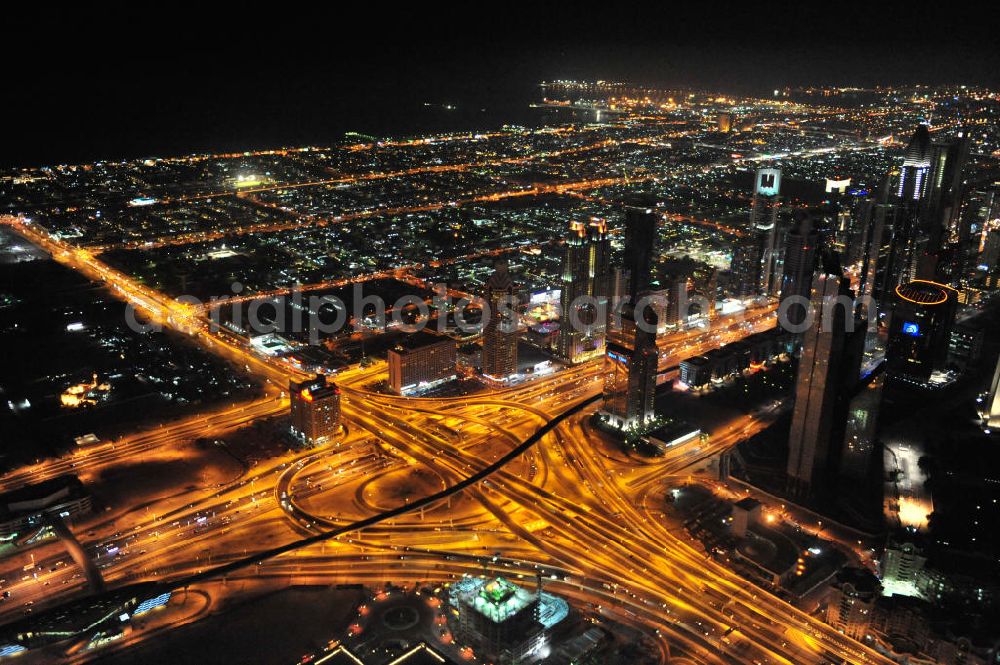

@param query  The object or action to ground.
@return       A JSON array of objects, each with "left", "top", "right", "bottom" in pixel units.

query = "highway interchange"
[{"left": 0, "top": 189, "right": 891, "bottom": 665}]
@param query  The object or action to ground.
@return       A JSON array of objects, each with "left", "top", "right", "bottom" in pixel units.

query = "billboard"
[
  {"left": 902, "top": 321, "right": 920, "bottom": 337},
  {"left": 755, "top": 168, "right": 781, "bottom": 197}
]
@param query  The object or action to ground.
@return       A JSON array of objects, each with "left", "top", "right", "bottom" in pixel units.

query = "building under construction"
[{"left": 448, "top": 575, "right": 567, "bottom": 664}]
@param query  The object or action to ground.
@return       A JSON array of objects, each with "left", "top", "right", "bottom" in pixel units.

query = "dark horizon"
[{"left": 3, "top": 3, "right": 999, "bottom": 168}]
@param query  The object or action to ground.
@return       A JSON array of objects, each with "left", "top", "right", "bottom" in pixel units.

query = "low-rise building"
[
  {"left": 0, "top": 475, "right": 91, "bottom": 539},
  {"left": 679, "top": 356, "right": 712, "bottom": 388},
  {"left": 387, "top": 332, "right": 457, "bottom": 395}
]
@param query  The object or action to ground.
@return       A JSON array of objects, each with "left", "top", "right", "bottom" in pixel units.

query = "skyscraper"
[
  {"left": 601, "top": 302, "right": 658, "bottom": 430},
  {"left": 953, "top": 187, "right": 996, "bottom": 282},
  {"left": 857, "top": 194, "right": 905, "bottom": 310},
  {"left": 885, "top": 280, "right": 957, "bottom": 386},
  {"left": 729, "top": 234, "right": 762, "bottom": 298},
  {"left": 653, "top": 272, "right": 687, "bottom": 330},
  {"left": 786, "top": 269, "right": 864, "bottom": 499},
  {"left": 557, "top": 219, "right": 611, "bottom": 364},
  {"left": 751, "top": 167, "right": 784, "bottom": 295},
  {"left": 897, "top": 125, "right": 932, "bottom": 202},
  {"left": 779, "top": 212, "right": 820, "bottom": 328},
  {"left": 886, "top": 125, "right": 970, "bottom": 285},
  {"left": 623, "top": 206, "right": 658, "bottom": 301},
  {"left": 924, "top": 133, "right": 969, "bottom": 251},
  {"left": 289, "top": 374, "right": 341, "bottom": 446},
  {"left": 481, "top": 259, "right": 519, "bottom": 381},
  {"left": 857, "top": 165, "right": 938, "bottom": 325}
]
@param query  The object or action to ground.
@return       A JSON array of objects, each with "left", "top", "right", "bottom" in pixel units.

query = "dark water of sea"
[{"left": 3, "top": 81, "right": 568, "bottom": 168}]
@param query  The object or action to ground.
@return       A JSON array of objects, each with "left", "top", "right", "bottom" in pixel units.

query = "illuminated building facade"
[
  {"left": 646, "top": 273, "right": 687, "bottom": 331},
  {"left": 387, "top": 332, "right": 457, "bottom": 395},
  {"left": 839, "top": 373, "right": 885, "bottom": 484},
  {"left": 897, "top": 125, "right": 932, "bottom": 201},
  {"left": 880, "top": 541, "right": 928, "bottom": 598},
  {"left": 449, "top": 576, "right": 551, "bottom": 665},
  {"left": 717, "top": 111, "right": 733, "bottom": 132},
  {"left": 680, "top": 327, "right": 795, "bottom": 388},
  {"left": 825, "top": 568, "right": 881, "bottom": 641},
  {"left": 857, "top": 196, "right": 913, "bottom": 311},
  {"left": 481, "top": 260, "right": 519, "bottom": 381},
  {"left": 679, "top": 355, "right": 712, "bottom": 388},
  {"left": 954, "top": 187, "right": 996, "bottom": 282},
  {"left": 888, "top": 126, "right": 969, "bottom": 284},
  {"left": 729, "top": 234, "right": 762, "bottom": 298},
  {"left": 289, "top": 374, "right": 341, "bottom": 445},
  {"left": 923, "top": 134, "right": 969, "bottom": 248},
  {"left": 557, "top": 219, "right": 611, "bottom": 363},
  {"left": 886, "top": 280, "right": 957, "bottom": 385},
  {"left": 601, "top": 303, "right": 658, "bottom": 430},
  {"left": 0, "top": 582, "right": 171, "bottom": 651},
  {"left": 750, "top": 167, "right": 784, "bottom": 296}
]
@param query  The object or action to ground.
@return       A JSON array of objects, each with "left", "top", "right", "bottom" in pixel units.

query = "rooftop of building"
[
  {"left": 446, "top": 575, "right": 570, "bottom": 629},
  {"left": 833, "top": 566, "right": 881, "bottom": 596},
  {"left": 516, "top": 341, "right": 552, "bottom": 372},
  {"left": 645, "top": 420, "right": 701, "bottom": 447},
  {"left": 0, "top": 474, "right": 87, "bottom": 518},
  {"left": 0, "top": 581, "right": 165, "bottom": 645},
  {"left": 734, "top": 497, "right": 762, "bottom": 512},
  {"left": 485, "top": 260, "right": 515, "bottom": 293},
  {"left": 291, "top": 374, "right": 340, "bottom": 400},
  {"left": 389, "top": 331, "right": 455, "bottom": 354},
  {"left": 473, "top": 577, "right": 535, "bottom": 624},
  {"left": 895, "top": 280, "right": 954, "bottom": 306},
  {"left": 734, "top": 523, "right": 800, "bottom": 577}
]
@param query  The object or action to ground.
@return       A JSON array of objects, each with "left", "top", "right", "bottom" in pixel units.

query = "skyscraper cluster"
[{"left": 778, "top": 124, "right": 976, "bottom": 504}]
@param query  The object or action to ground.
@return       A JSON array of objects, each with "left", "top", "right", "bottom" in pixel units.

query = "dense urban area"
[{"left": 0, "top": 81, "right": 999, "bottom": 665}]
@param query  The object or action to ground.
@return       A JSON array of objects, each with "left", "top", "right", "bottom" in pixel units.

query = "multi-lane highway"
[{"left": 0, "top": 211, "right": 891, "bottom": 665}]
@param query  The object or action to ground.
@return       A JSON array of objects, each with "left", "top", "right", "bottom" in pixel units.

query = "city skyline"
[{"left": 1, "top": 34, "right": 1000, "bottom": 665}]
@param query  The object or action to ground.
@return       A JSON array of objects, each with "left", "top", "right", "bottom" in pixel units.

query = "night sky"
[{"left": 4, "top": 3, "right": 998, "bottom": 168}]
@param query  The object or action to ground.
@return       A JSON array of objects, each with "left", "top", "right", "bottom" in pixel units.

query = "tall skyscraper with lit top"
[
  {"left": 481, "top": 259, "right": 519, "bottom": 381},
  {"left": 897, "top": 124, "right": 932, "bottom": 201},
  {"left": 557, "top": 219, "right": 611, "bottom": 364},
  {"left": 751, "top": 167, "right": 784, "bottom": 295}
]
